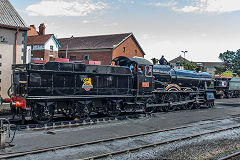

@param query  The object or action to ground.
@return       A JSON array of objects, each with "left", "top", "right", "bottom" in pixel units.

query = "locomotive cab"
[{"left": 113, "top": 56, "right": 154, "bottom": 96}]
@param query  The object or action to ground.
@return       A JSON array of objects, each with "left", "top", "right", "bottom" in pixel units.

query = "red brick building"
[
  {"left": 27, "top": 24, "right": 60, "bottom": 62},
  {"left": 57, "top": 33, "right": 145, "bottom": 65}
]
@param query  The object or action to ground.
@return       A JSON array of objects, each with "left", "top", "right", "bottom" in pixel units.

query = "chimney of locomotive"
[
  {"left": 196, "top": 63, "right": 203, "bottom": 73},
  {"left": 39, "top": 23, "right": 46, "bottom": 35}
]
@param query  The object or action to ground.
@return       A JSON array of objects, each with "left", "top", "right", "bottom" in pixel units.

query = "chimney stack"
[
  {"left": 30, "top": 25, "right": 36, "bottom": 30},
  {"left": 39, "top": 23, "right": 46, "bottom": 35}
]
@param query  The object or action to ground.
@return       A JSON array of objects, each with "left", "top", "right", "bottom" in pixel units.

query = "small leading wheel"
[
  {"left": 144, "top": 98, "right": 156, "bottom": 114},
  {"left": 32, "top": 103, "right": 54, "bottom": 124},
  {"left": 106, "top": 101, "right": 121, "bottom": 117}
]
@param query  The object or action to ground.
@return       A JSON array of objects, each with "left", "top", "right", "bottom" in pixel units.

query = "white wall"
[
  {"left": 0, "top": 28, "right": 26, "bottom": 98},
  {"left": 45, "top": 36, "right": 59, "bottom": 52},
  {"left": 29, "top": 36, "right": 59, "bottom": 51},
  {"left": 26, "top": 46, "right": 32, "bottom": 64}
]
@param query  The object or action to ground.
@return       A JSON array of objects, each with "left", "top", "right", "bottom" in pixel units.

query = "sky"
[{"left": 9, "top": 0, "right": 240, "bottom": 62}]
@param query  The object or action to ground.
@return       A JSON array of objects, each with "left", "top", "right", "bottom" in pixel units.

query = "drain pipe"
[{"left": 14, "top": 28, "right": 19, "bottom": 64}]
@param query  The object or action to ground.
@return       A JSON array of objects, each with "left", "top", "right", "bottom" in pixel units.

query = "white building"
[{"left": 27, "top": 24, "right": 60, "bottom": 63}]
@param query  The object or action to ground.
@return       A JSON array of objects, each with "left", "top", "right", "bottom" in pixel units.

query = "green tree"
[
  {"left": 221, "top": 71, "right": 233, "bottom": 77},
  {"left": 181, "top": 61, "right": 197, "bottom": 71},
  {"left": 219, "top": 49, "right": 240, "bottom": 75},
  {"left": 214, "top": 66, "right": 226, "bottom": 75}
]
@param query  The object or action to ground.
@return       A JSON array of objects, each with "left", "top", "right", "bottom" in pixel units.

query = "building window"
[
  {"left": 70, "top": 55, "right": 76, "bottom": 61},
  {"left": 58, "top": 54, "right": 65, "bottom": 58},
  {"left": 0, "top": 63, "right": 2, "bottom": 67},
  {"left": 82, "top": 54, "right": 89, "bottom": 60},
  {"left": 0, "top": 36, "right": 7, "bottom": 43},
  {"left": 0, "top": 54, "right": 2, "bottom": 59},
  {"left": 123, "top": 47, "right": 126, "bottom": 53},
  {"left": 0, "top": 79, "right": 1, "bottom": 83},
  {"left": 135, "top": 50, "right": 137, "bottom": 55},
  {"left": 50, "top": 45, "right": 54, "bottom": 52}
]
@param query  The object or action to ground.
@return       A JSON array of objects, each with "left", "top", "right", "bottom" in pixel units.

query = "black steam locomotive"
[
  {"left": 214, "top": 75, "right": 240, "bottom": 98},
  {"left": 2, "top": 56, "right": 214, "bottom": 124}
]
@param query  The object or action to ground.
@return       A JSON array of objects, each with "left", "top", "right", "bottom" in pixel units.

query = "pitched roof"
[
  {"left": 27, "top": 34, "right": 53, "bottom": 45},
  {"left": 170, "top": 55, "right": 223, "bottom": 68},
  {"left": 0, "top": 0, "right": 28, "bottom": 30},
  {"left": 197, "top": 62, "right": 223, "bottom": 68},
  {"left": 27, "top": 25, "right": 39, "bottom": 37},
  {"left": 57, "top": 33, "right": 145, "bottom": 54},
  {"left": 170, "top": 55, "right": 190, "bottom": 63}
]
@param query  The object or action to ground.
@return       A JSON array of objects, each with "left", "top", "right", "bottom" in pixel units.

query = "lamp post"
[
  {"left": 66, "top": 35, "right": 73, "bottom": 59},
  {"left": 181, "top": 50, "right": 188, "bottom": 63}
]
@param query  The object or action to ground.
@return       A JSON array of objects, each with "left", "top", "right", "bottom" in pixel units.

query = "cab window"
[{"left": 145, "top": 65, "right": 152, "bottom": 77}]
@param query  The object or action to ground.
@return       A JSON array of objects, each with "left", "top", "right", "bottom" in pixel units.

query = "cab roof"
[{"left": 113, "top": 56, "right": 152, "bottom": 66}]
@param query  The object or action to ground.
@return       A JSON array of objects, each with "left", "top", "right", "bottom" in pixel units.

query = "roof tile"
[
  {"left": 0, "top": 0, "right": 28, "bottom": 29},
  {"left": 27, "top": 34, "right": 53, "bottom": 45},
  {"left": 58, "top": 33, "right": 132, "bottom": 50}
]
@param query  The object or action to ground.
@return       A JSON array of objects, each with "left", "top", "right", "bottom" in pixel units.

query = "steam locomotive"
[
  {"left": 1, "top": 56, "right": 214, "bottom": 124},
  {"left": 214, "top": 75, "right": 240, "bottom": 98}
]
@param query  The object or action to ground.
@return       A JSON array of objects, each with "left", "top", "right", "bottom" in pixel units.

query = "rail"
[
  {"left": 0, "top": 118, "right": 240, "bottom": 159},
  {"left": 218, "top": 151, "right": 240, "bottom": 160}
]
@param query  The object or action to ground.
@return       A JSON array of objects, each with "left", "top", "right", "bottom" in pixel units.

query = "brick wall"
[
  {"left": 58, "top": 35, "right": 145, "bottom": 66},
  {"left": 59, "top": 50, "right": 112, "bottom": 65},
  {"left": 31, "top": 50, "right": 44, "bottom": 59},
  {"left": 32, "top": 50, "right": 58, "bottom": 62},
  {"left": 112, "top": 36, "right": 144, "bottom": 59}
]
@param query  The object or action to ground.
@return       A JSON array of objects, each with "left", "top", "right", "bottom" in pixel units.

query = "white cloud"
[
  {"left": 148, "top": 1, "right": 177, "bottom": 7},
  {"left": 25, "top": 0, "right": 108, "bottom": 17},
  {"left": 82, "top": 20, "right": 90, "bottom": 24},
  {"left": 118, "top": 0, "right": 134, "bottom": 4},
  {"left": 201, "top": 33, "right": 207, "bottom": 37},
  {"left": 173, "top": 0, "right": 240, "bottom": 14},
  {"left": 103, "top": 22, "right": 119, "bottom": 27},
  {"left": 141, "top": 34, "right": 156, "bottom": 40}
]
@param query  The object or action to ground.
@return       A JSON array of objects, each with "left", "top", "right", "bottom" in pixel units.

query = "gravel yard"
[{"left": 1, "top": 98, "right": 240, "bottom": 160}]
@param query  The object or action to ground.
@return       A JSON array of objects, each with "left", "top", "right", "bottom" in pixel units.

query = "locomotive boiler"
[
  {"left": 1, "top": 56, "right": 215, "bottom": 124},
  {"left": 153, "top": 65, "right": 212, "bottom": 90}
]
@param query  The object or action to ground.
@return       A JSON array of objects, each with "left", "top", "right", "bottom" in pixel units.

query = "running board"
[{"left": 147, "top": 100, "right": 196, "bottom": 108}]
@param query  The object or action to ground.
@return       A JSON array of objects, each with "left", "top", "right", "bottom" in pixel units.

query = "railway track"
[
  {"left": 7, "top": 105, "right": 212, "bottom": 131},
  {"left": 9, "top": 113, "right": 144, "bottom": 131},
  {"left": 218, "top": 151, "right": 240, "bottom": 160},
  {"left": 0, "top": 117, "right": 240, "bottom": 159}
]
